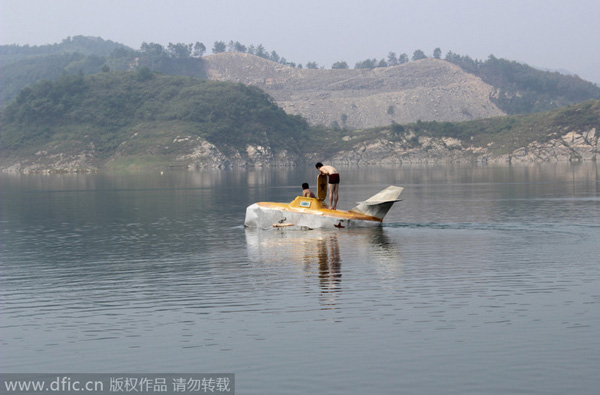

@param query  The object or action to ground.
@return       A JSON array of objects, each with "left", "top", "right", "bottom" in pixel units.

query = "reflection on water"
[
  {"left": 247, "top": 229, "right": 344, "bottom": 306},
  {"left": 313, "top": 233, "right": 341, "bottom": 303},
  {"left": 245, "top": 227, "right": 403, "bottom": 308}
]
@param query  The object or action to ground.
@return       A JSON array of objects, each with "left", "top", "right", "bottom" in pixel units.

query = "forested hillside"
[
  {"left": 0, "top": 70, "right": 310, "bottom": 170},
  {"left": 0, "top": 36, "right": 207, "bottom": 107},
  {"left": 0, "top": 36, "right": 126, "bottom": 65},
  {"left": 2, "top": 36, "right": 600, "bottom": 121},
  {"left": 444, "top": 53, "right": 600, "bottom": 114}
]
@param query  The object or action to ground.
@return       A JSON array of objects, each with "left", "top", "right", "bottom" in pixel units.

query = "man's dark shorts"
[{"left": 328, "top": 173, "right": 340, "bottom": 184}]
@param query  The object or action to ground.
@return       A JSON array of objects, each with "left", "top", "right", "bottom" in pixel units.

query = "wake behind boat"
[{"left": 244, "top": 175, "right": 403, "bottom": 229}]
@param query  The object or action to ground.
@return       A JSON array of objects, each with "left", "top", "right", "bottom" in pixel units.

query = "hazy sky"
[{"left": 2, "top": 0, "right": 599, "bottom": 83}]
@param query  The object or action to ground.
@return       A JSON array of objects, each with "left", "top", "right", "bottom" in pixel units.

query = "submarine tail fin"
[{"left": 348, "top": 186, "right": 403, "bottom": 220}]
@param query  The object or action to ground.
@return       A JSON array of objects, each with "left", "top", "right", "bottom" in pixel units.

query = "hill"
[
  {"left": 0, "top": 71, "right": 309, "bottom": 172},
  {"left": 312, "top": 100, "right": 599, "bottom": 165},
  {"left": 0, "top": 36, "right": 126, "bottom": 66},
  {"left": 0, "top": 68, "right": 597, "bottom": 172},
  {"left": 3, "top": 37, "right": 600, "bottom": 130},
  {"left": 203, "top": 53, "right": 505, "bottom": 129},
  {"left": 445, "top": 53, "right": 600, "bottom": 114},
  {"left": 0, "top": 36, "right": 205, "bottom": 107},
  {"left": 0, "top": 36, "right": 129, "bottom": 106}
]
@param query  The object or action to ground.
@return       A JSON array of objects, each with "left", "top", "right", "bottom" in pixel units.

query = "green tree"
[
  {"left": 433, "top": 47, "right": 442, "bottom": 59},
  {"left": 255, "top": 44, "right": 268, "bottom": 58},
  {"left": 140, "top": 42, "right": 165, "bottom": 57},
  {"left": 135, "top": 67, "right": 154, "bottom": 81},
  {"left": 306, "top": 61, "right": 319, "bottom": 69},
  {"left": 233, "top": 41, "right": 247, "bottom": 52},
  {"left": 212, "top": 41, "right": 226, "bottom": 53},
  {"left": 398, "top": 53, "right": 409, "bottom": 64},
  {"left": 192, "top": 42, "right": 206, "bottom": 57},
  {"left": 354, "top": 58, "right": 377, "bottom": 69},
  {"left": 332, "top": 61, "right": 349, "bottom": 69},
  {"left": 387, "top": 52, "right": 398, "bottom": 66},
  {"left": 412, "top": 49, "right": 427, "bottom": 61},
  {"left": 391, "top": 122, "right": 405, "bottom": 138},
  {"left": 167, "top": 43, "right": 192, "bottom": 58},
  {"left": 270, "top": 51, "right": 280, "bottom": 63}
]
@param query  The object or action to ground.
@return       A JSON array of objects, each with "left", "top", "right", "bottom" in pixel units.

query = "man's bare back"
[{"left": 315, "top": 162, "right": 340, "bottom": 210}]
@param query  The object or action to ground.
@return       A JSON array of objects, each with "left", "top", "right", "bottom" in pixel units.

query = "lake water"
[{"left": 1, "top": 164, "right": 599, "bottom": 394}]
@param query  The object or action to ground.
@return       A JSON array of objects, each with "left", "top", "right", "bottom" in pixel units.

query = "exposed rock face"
[
  {"left": 179, "top": 127, "right": 597, "bottom": 169},
  {"left": 496, "top": 128, "right": 597, "bottom": 163},
  {"left": 176, "top": 140, "right": 302, "bottom": 170},
  {"left": 308, "top": 127, "right": 598, "bottom": 167},
  {"left": 3, "top": 127, "right": 596, "bottom": 173},
  {"left": 2, "top": 128, "right": 596, "bottom": 173},
  {"left": 177, "top": 139, "right": 243, "bottom": 169},
  {"left": 203, "top": 53, "right": 505, "bottom": 129},
  {"left": 3, "top": 151, "right": 99, "bottom": 173}
]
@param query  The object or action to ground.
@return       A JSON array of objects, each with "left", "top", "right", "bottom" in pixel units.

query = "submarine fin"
[{"left": 348, "top": 186, "right": 403, "bottom": 220}]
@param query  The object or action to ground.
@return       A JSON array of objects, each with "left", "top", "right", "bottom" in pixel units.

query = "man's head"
[
  {"left": 302, "top": 183, "right": 309, "bottom": 190},
  {"left": 315, "top": 162, "right": 323, "bottom": 169}
]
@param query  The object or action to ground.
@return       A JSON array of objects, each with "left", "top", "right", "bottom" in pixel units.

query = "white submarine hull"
[{"left": 244, "top": 186, "right": 403, "bottom": 229}]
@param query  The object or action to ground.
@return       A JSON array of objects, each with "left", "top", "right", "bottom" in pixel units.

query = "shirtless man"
[
  {"left": 302, "top": 183, "right": 316, "bottom": 198},
  {"left": 315, "top": 162, "right": 340, "bottom": 210}
]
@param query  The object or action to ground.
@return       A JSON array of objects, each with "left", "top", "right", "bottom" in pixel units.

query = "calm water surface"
[{"left": 1, "top": 164, "right": 599, "bottom": 394}]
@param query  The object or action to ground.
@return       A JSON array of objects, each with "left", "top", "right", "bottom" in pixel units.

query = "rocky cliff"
[
  {"left": 5, "top": 125, "right": 595, "bottom": 173},
  {"left": 317, "top": 127, "right": 598, "bottom": 166}
]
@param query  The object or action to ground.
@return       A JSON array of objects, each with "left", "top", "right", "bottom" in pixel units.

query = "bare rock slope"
[{"left": 203, "top": 53, "right": 505, "bottom": 129}]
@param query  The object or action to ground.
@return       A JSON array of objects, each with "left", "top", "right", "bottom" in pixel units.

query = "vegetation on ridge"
[
  {"left": 299, "top": 100, "right": 600, "bottom": 158},
  {"left": 0, "top": 70, "right": 310, "bottom": 159},
  {"left": 2, "top": 36, "right": 600, "bottom": 117}
]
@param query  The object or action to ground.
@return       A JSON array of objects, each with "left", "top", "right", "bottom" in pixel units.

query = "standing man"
[{"left": 315, "top": 162, "right": 340, "bottom": 210}]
